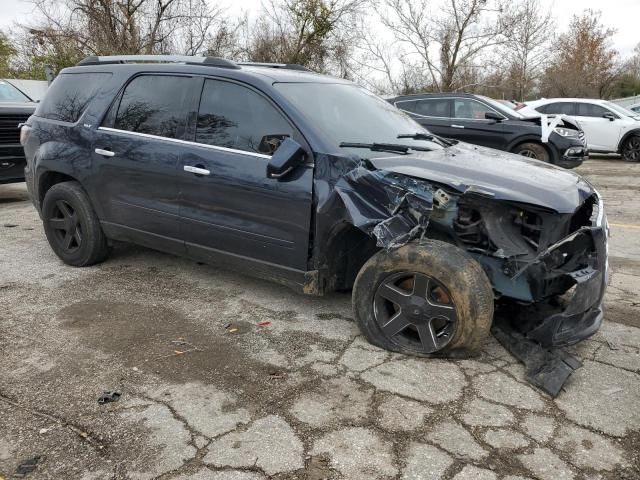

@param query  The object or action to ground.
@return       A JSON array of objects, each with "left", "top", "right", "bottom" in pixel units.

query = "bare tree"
[
  {"left": 541, "top": 10, "right": 620, "bottom": 98},
  {"left": 379, "top": 0, "right": 516, "bottom": 92},
  {"left": 10, "top": 0, "right": 230, "bottom": 76},
  {"left": 244, "top": 0, "right": 368, "bottom": 73},
  {"left": 500, "top": 0, "right": 554, "bottom": 101}
]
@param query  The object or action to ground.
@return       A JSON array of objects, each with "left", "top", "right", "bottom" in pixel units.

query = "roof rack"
[
  {"left": 237, "top": 62, "right": 312, "bottom": 72},
  {"left": 76, "top": 55, "right": 240, "bottom": 69}
]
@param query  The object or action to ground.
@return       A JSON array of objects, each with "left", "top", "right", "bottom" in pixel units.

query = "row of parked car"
[{"left": 387, "top": 93, "right": 640, "bottom": 165}]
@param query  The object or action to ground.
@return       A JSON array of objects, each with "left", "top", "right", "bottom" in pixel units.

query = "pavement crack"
[{"left": 0, "top": 390, "right": 107, "bottom": 452}]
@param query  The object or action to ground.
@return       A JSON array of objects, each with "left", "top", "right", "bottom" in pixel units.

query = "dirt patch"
[{"left": 59, "top": 300, "right": 276, "bottom": 399}]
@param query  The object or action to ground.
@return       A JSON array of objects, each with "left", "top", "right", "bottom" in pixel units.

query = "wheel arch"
[
  {"left": 321, "top": 222, "right": 379, "bottom": 292},
  {"left": 508, "top": 137, "right": 555, "bottom": 162},
  {"left": 37, "top": 170, "right": 80, "bottom": 209},
  {"left": 617, "top": 128, "right": 640, "bottom": 152}
]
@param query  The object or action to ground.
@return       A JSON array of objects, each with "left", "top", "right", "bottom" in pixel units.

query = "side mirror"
[
  {"left": 266, "top": 137, "right": 305, "bottom": 179},
  {"left": 484, "top": 111, "right": 503, "bottom": 122},
  {"left": 603, "top": 112, "right": 616, "bottom": 121}
]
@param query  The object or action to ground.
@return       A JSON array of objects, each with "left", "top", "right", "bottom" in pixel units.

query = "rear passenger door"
[
  {"left": 93, "top": 74, "right": 198, "bottom": 254},
  {"left": 449, "top": 98, "right": 506, "bottom": 149},
  {"left": 394, "top": 98, "right": 452, "bottom": 138},
  {"left": 573, "top": 102, "right": 621, "bottom": 152},
  {"left": 177, "top": 78, "right": 314, "bottom": 272}
]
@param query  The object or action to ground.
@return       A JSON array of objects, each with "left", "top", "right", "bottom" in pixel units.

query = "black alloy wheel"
[
  {"left": 622, "top": 136, "right": 640, "bottom": 162},
  {"left": 48, "top": 199, "right": 83, "bottom": 253},
  {"left": 373, "top": 271, "right": 458, "bottom": 354}
]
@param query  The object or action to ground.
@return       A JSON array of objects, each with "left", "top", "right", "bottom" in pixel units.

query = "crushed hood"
[{"left": 369, "top": 143, "right": 594, "bottom": 213}]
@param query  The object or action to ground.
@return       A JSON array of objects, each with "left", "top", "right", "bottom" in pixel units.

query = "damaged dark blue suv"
[{"left": 22, "top": 56, "right": 608, "bottom": 385}]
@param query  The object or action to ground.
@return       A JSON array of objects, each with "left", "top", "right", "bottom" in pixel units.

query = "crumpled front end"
[{"left": 508, "top": 194, "right": 609, "bottom": 347}]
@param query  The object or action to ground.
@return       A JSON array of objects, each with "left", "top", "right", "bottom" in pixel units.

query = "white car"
[{"left": 519, "top": 98, "right": 640, "bottom": 161}]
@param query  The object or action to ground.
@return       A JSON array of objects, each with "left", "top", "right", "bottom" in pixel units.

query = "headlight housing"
[{"left": 554, "top": 127, "right": 580, "bottom": 138}]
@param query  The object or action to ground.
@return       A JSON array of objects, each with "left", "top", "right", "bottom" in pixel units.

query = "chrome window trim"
[{"left": 97, "top": 126, "right": 272, "bottom": 160}]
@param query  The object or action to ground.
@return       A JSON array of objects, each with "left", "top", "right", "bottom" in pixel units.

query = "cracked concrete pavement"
[{"left": 1, "top": 158, "right": 639, "bottom": 479}]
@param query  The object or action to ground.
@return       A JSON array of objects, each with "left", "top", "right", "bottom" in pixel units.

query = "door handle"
[
  {"left": 451, "top": 124, "right": 465, "bottom": 129},
  {"left": 184, "top": 165, "right": 210, "bottom": 176},
  {"left": 95, "top": 148, "right": 115, "bottom": 157}
]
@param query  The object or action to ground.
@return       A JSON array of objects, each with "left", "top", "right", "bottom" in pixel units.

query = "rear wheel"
[
  {"left": 42, "top": 181, "right": 110, "bottom": 266},
  {"left": 513, "top": 142, "right": 550, "bottom": 162},
  {"left": 352, "top": 240, "right": 494, "bottom": 357},
  {"left": 621, "top": 135, "right": 640, "bottom": 162}
]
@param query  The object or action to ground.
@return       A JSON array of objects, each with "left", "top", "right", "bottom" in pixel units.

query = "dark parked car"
[
  {"left": 21, "top": 56, "right": 607, "bottom": 374},
  {"left": 1, "top": 79, "right": 37, "bottom": 184},
  {"left": 387, "top": 93, "right": 587, "bottom": 168}
]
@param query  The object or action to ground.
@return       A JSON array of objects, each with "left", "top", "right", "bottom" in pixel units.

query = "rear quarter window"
[{"left": 35, "top": 72, "right": 111, "bottom": 123}]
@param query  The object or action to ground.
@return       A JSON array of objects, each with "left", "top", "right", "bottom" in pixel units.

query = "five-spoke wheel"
[
  {"left": 374, "top": 272, "right": 457, "bottom": 353},
  {"left": 48, "top": 199, "right": 83, "bottom": 253}
]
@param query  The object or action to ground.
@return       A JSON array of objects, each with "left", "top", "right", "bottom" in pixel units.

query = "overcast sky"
[{"left": 1, "top": 0, "right": 638, "bottom": 57}]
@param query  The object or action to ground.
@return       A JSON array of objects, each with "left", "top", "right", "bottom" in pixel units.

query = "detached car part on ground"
[
  {"left": 0, "top": 80, "right": 37, "bottom": 184},
  {"left": 21, "top": 56, "right": 609, "bottom": 395},
  {"left": 387, "top": 93, "right": 588, "bottom": 169}
]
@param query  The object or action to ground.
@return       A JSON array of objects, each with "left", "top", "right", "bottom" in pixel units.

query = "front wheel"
[
  {"left": 513, "top": 142, "right": 550, "bottom": 162},
  {"left": 621, "top": 135, "right": 640, "bottom": 162},
  {"left": 352, "top": 240, "right": 494, "bottom": 357}
]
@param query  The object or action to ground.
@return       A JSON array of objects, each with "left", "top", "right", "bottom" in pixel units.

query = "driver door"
[
  {"left": 449, "top": 98, "right": 506, "bottom": 150},
  {"left": 178, "top": 78, "right": 313, "bottom": 271}
]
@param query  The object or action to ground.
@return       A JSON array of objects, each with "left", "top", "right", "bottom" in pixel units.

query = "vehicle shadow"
[{"left": 0, "top": 182, "right": 30, "bottom": 204}]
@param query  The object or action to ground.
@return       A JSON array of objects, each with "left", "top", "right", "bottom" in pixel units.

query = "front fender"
[{"left": 617, "top": 128, "right": 640, "bottom": 152}]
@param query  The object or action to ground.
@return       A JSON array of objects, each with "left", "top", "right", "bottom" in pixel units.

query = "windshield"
[
  {"left": 274, "top": 83, "right": 443, "bottom": 156},
  {"left": 478, "top": 96, "right": 526, "bottom": 118},
  {"left": 605, "top": 101, "right": 640, "bottom": 118},
  {"left": 0, "top": 80, "right": 32, "bottom": 103}
]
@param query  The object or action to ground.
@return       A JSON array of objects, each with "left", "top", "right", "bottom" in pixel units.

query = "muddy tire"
[
  {"left": 621, "top": 135, "right": 640, "bottom": 162},
  {"left": 42, "top": 181, "right": 110, "bottom": 266},
  {"left": 513, "top": 142, "right": 550, "bottom": 162},
  {"left": 352, "top": 240, "right": 494, "bottom": 358}
]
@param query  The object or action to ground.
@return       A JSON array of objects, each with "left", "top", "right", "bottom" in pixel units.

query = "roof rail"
[
  {"left": 237, "top": 62, "right": 312, "bottom": 72},
  {"left": 76, "top": 55, "right": 240, "bottom": 69}
]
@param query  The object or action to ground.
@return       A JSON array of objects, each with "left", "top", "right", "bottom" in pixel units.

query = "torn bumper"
[
  {"left": 556, "top": 146, "right": 588, "bottom": 169},
  {"left": 527, "top": 211, "right": 609, "bottom": 347}
]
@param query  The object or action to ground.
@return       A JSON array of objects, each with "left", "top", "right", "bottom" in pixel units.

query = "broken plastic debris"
[
  {"left": 228, "top": 328, "right": 238, "bottom": 333},
  {"left": 602, "top": 387, "right": 623, "bottom": 396},
  {"left": 258, "top": 321, "right": 272, "bottom": 327},
  {"left": 607, "top": 340, "right": 620, "bottom": 351},
  {"left": 97, "top": 391, "right": 121, "bottom": 404},
  {"left": 38, "top": 428, "right": 49, "bottom": 435},
  {"left": 15, "top": 456, "right": 45, "bottom": 477}
]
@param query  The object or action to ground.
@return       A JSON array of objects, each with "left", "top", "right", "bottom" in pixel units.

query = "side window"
[
  {"left": 453, "top": 99, "right": 497, "bottom": 120},
  {"left": 35, "top": 73, "right": 111, "bottom": 123},
  {"left": 576, "top": 103, "right": 613, "bottom": 118},
  {"left": 395, "top": 100, "right": 419, "bottom": 114},
  {"left": 196, "top": 79, "right": 293, "bottom": 155},
  {"left": 538, "top": 102, "right": 575, "bottom": 115},
  {"left": 397, "top": 99, "right": 450, "bottom": 118},
  {"left": 112, "top": 75, "right": 192, "bottom": 139}
]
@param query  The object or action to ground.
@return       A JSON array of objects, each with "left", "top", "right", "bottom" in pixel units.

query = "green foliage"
[{"left": 0, "top": 31, "right": 17, "bottom": 77}]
